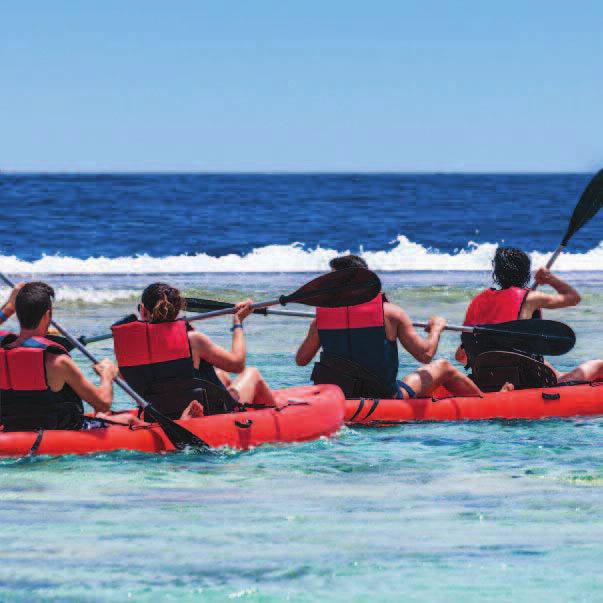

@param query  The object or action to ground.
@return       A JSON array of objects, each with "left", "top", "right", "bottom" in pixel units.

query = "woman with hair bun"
[{"left": 112, "top": 282, "right": 275, "bottom": 419}]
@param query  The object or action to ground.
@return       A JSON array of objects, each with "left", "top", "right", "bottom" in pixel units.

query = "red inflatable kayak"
[
  {"left": 0, "top": 385, "right": 344, "bottom": 457},
  {"left": 345, "top": 381, "right": 603, "bottom": 424}
]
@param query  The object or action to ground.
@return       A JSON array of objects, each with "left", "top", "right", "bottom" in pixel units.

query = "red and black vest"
[
  {"left": 112, "top": 320, "right": 235, "bottom": 417},
  {"left": 462, "top": 287, "right": 542, "bottom": 367},
  {"left": 0, "top": 335, "right": 84, "bottom": 431},
  {"left": 112, "top": 320, "right": 195, "bottom": 395},
  {"left": 315, "top": 295, "right": 399, "bottom": 396}
]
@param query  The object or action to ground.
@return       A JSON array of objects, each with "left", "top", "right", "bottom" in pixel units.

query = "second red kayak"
[{"left": 345, "top": 381, "right": 603, "bottom": 424}]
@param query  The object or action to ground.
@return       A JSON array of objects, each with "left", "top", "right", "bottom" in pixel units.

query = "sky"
[{"left": 1, "top": 1, "right": 602, "bottom": 172}]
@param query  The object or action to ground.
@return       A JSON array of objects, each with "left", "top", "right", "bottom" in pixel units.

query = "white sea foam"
[
  {"left": 0, "top": 286, "right": 139, "bottom": 305},
  {"left": 1, "top": 236, "right": 602, "bottom": 274}
]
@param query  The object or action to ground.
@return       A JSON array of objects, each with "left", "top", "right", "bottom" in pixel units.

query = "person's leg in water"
[
  {"left": 399, "top": 359, "right": 483, "bottom": 398},
  {"left": 228, "top": 367, "right": 277, "bottom": 406},
  {"left": 557, "top": 359, "right": 603, "bottom": 383}
]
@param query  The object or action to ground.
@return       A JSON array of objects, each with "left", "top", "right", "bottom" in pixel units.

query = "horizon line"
[{"left": 0, "top": 169, "right": 595, "bottom": 176}]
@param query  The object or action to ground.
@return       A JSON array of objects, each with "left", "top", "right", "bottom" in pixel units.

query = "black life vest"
[
  {"left": 112, "top": 320, "right": 237, "bottom": 418},
  {"left": 0, "top": 335, "right": 84, "bottom": 431},
  {"left": 312, "top": 294, "right": 399, "bottom": 397}
]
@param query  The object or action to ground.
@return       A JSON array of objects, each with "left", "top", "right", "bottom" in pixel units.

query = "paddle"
[
  {"left": 186, "top": 297, "right": 574, "bottom": 355},
  {"left": 0, "top": 273, "right": 209, "bottom": 451},
  {"left": 163, "top": 268, "right": 381, "bottom": 323},
  {"left": 432, "top": 319, "right": 575, "bottom": 356},
  {"left": 186, "top": 297, "right": 314, "bottom": 318},
  {"left": 78, "top": 268, "right": 381, "bottom": 344},
  {"left": 533, "top": 169, "right": 603, "bottom": 289}
]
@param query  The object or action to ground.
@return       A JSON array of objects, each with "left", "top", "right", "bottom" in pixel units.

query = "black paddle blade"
[
  {"left": 562, "top": 169, "right": 603, "bottom": 245},
  {"left": 281, "top": 267, "right": 381, "bottom": 308},
  {"left": 186, "top": 297, "right": 234, "bottom": 311},
  {"left": 186, "top": 297, "right": 268, "bottom": 315},
  {"left": 143, "top": 404, "right": 209, "bottom": 451},
  {"left": 473, "top": 319, "right": 576, "bottom": 356}
]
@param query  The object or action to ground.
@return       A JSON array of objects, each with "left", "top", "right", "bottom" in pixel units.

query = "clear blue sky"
[{"left": 1, "top": 1, "right": 602, "bottom": 172}]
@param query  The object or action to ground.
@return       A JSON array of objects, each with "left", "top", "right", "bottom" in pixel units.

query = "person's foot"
[
  {"left": 180, "top": 400, "right": 204, "bottom": 420},
  {"left": 500, "top": 382, "right": 515, "bottom": 392}
]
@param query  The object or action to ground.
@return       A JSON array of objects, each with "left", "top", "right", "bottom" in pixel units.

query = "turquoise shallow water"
[{"left": 0, "top": 272, "right": 601, "bottom": 602}]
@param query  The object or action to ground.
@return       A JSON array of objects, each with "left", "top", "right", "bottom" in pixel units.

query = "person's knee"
[
  {"left": 435, "top": 358, "right": 453, "bottom": 376},
  {"left": 244, "top": 366, "right": 261, "bottom": 381}
]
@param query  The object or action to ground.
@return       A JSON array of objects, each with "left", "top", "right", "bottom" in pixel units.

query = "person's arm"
[
  {"left": 388, "top": 304, "right": 446, "bottom": 363},
  {"left": 0, "top": 282, "right": 24, "bottom": 324},
  {"left": 295, "top": 320, "right": 321, "bottom": 366},
  {"left": 51, "top": 356, "right": 117, "bottom": 413},
  {"left": 190, "top": 299, "right": 253, "bottom": 374},
  {"left": 523, "top": 268, "right": 581, "bottom": 314}
]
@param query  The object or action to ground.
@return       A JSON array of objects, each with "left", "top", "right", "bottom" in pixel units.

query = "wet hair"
[
  {"left": 329, "top": 254, "right": 368, "bottom": 271},
  {"left": 15, "top": 282, "right": 55, "bottom": 329},
  {"left": 492, "top": 247, "right": 531, "bottom": 289},
  {"left": 141, "top": 283, "right": 186, "bottom": 323}
]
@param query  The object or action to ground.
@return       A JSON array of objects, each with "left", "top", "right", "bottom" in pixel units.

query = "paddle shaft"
[
  {"left": 80, "top": 308, "right": 561, "bottom": 344},
  {"left": 189, "top": 301, "right": 564, "bottom": 342},
  {"left": 187, "top": 302, "right": 551, "bottom": 339},
  {"left": 0, "top": 273, "right": 150, "bottom": 409},
  {"left": 531, "top": 244, "right": 565, "bottom": 291},
  {"left": 185, "top": 298, "right": 281, "bottom": 322}
]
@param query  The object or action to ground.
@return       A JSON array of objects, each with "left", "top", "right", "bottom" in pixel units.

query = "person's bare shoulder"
[
  {"left": 188, "top": 330, "right": 213, "bottom": 350},
  {"left": 45, "top": 353, "right": 78, "bottom": 383},
  {"left": 384, "top": 301, "right": 409, "bottom": 322}
]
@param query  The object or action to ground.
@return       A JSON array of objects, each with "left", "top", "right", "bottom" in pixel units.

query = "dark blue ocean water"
[{"left": 0, "top": 173, "right": 599, "bottom": 261}]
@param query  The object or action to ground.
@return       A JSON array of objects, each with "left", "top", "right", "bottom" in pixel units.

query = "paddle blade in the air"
[
  {"left": 562, "top": 169, "right": 603, "bottom": 245},
  {"left": 144, "top": 405, "right": 209, "bottom": 451},
  {"left": 282, "top": 267, "right": 382, "bottom": 308},
  {"left": 475, "top": 319, "right": 576, "bottom": 356}
]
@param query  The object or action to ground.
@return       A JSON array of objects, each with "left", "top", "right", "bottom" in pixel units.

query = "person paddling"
[
  {"left": 112, "top": 283, "right": 276, "bottom": 419},
  {"left": 0, "top": 282, "right": 141, "bottom": 431},
  {"left": 455, "top": 247, "right": 603, "bottom": 385},
  {"left": 0, "top": 282, "right": 24, "bottom": 326},
  {"left": 296, "top": 255, "right": 482, "bottom": 399}
]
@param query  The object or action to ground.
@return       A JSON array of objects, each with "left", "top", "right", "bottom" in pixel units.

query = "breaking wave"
[{"left": 1, "top": 236, "right": 602, "bottom": 274}]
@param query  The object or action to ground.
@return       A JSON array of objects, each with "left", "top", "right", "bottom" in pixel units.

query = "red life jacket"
[
  {"left": 112, "top": 320, "right": 238, "bottom": 418},
  {"left": 462, "top": 287, "right": 543, "bottom": 368},
  {"left": 315, "top": 294, "right": 399, "bottom": 396},
  {"left": 112, "top": 320, "right": 194, "bottom": 393},
  {"left": 0, "top": 336, "right": 84, "bottom": 431},
  {"left": 464, "top": 287, "right": 540, "bottom": 326}
]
